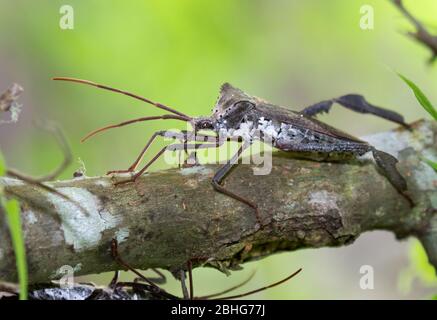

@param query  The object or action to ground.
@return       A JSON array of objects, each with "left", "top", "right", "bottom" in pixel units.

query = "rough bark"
[{"left": 0, "top": 120, "right": 436, "bottom": 284}]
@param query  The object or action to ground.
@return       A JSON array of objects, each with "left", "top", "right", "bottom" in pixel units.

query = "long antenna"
[
  {"left": 53, "top": 77, "right": 190, "bottom": 118},
  {"left": 81, "top": 114, "right": 190, "bottom": 142}
]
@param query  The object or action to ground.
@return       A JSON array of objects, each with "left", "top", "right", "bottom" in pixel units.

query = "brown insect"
[{"left": 53, "top": 77, "right": 412, "bottom": 224}]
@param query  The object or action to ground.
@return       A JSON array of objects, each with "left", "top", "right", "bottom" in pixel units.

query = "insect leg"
[
  {"left": 107, "top": 130, "right": 164, "bottom": 175},
  {"left": 108, "top": 270, "right": 119, "bottom": 289},
  {"left": 301, "top": 95, "right": 409, "bottom": 128},
  {"left": 110, "top": 239, "right": 180, "bottom": 300},
  {"left": 211, "top": 141, "right": 265, "bottom": 225},
  {"left": 187, "top": 260, "right": 194, "bottom": 300},
  {"left": 115, "top": 139, "right": 224, "bottom": 185},
  {"left": 107, "top": 131, "right": 217, "bottom": 175},
  {"left": 132, "top": 268, "right": 166, "bottom": 285},
  {"left": 195, "top": 270, "right": 256, "bottom": 299},
  {"left": 371, "top": 147, "right": 413, "bottom": 205},
  {"left": 179, "top": 270, "right": 190, "bottom": 300},
  {"left": 210, "top": 268, "right": 302, "bottom": 300}
]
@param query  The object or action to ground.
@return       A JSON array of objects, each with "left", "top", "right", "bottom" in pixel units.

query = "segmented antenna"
[
  {"left": 80, "top": 114, "right": 190, "bottom": 142},
  {"left": 53, "top": 77, "right": 191, "bottom": 118}
]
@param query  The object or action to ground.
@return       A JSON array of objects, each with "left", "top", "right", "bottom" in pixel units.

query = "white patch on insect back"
[
  {"left": 47, "top": 187, "right": 121, "bottom": 251},
  {"left": 25, "top": 210, "right": 38, "bottom": 225},
  {"left": 258, "top": 117, "right": 279, "bottom": 139},
  {"left": 308, "top": 190, "right": 339, "bottom": 214},
  {"left": 232, "top": 121, "right": 254, "bottom": 141},
  {"left": 180, "top": 166, "right": 213, "bottom": 176},
  {"left": 115, "top": 227, "right": 129, "bottom": 243}
]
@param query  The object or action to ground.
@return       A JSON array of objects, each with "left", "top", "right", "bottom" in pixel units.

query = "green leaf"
[
  {"left": 4, "top": 199, "right": 28, "bottom": 300},
  {"left": 0, "top": 149, "right": 5, "bottom": 177},
  {"left": 398, "top": 73, "right": 437, "bottom": 121}
]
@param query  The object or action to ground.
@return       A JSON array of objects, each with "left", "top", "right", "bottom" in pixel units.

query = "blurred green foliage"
[
  {"left": 3, "top": 199, "right": 27, "bottom": 300},
  {"left": 0, "top": 150, "right": 28, "bottom": 300},
  {"left": 409, "top": 240, "right": 436, "bottom": 285},
  {"left": 0, "top": 0, "right": 437, "bottom": 299},
  {"left": 398, "top": 239, "right": 437, "bottom": 299}
]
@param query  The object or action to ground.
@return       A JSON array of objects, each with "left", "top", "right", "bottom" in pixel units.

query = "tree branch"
[
  {"left": 0, "top": 120, "right": 436, "bottom": 284},
  {"left": 392, "top": 0, "right": 437, "bottom": 64}
]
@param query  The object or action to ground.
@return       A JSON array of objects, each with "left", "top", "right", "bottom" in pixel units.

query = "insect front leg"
[
  {"left": 107, "top": 130, "right": 166, "bottom": 175},
  {"left": 114, "top": 138, "right": 225, "bottom": 185},
  {"left": 110, "top": 239, "right": 180, "bottom": 300},
  {"left": 178, "top": 130, "right": 216, "bottom": 168},
  {"left": 107, "top": 131, "right": 217, "bottom": 175},
  {"left": 210, "top": 141, "right": 265, "bottom": 226},
  {"left": 300, "top": 94, "right": 409, "bottom": 128}
]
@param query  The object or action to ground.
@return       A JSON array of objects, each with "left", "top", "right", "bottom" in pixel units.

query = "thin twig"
[{"left": 391, "top": 0, "right": 437, "bottom": 63}]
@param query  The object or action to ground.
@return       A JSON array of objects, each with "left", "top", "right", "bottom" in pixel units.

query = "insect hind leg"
[
  {"left": 301, "top": 94, "right": 409, "bottom": 128},
  {"left": 211, "top": 141, "right": 265, "bottom": 226},
  {"left": 371, "top": 147, "right": 413, "bottom": 205}
]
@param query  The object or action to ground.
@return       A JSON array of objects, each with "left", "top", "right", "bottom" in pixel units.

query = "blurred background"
[{"left": 0, "top": 0, "right": 436, "bottom": 299}]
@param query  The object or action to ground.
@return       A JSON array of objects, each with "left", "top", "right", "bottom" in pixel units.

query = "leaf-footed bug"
[{"left": 53, "top": 77, "right": 413, "bottom": 225}]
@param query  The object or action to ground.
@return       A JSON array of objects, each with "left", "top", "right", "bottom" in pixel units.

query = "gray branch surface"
[{"left": 0, "top": 120, "right": 436, "bottom": 284}]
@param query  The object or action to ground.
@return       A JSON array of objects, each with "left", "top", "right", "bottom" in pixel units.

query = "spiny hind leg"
[
  {"left": 370, "top": 147, "right": 413, "bottom": 205},
  {"left": 300, "top": 95, "right": 409, "bottom": 128},
  {"left": 210, "top": 141, "right": 265, "bottom": 226}
]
